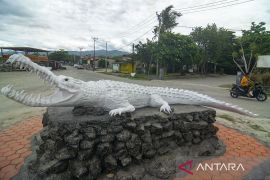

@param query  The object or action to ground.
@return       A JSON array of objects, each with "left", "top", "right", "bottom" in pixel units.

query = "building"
[
  {"left": 112, "top": 56, "right": 136, "bottom": 74},
  {"left": 0, "top": 47, "right": 68, "bottom": 70},
  {"left": 257, "top": 55, "right": 270, "bottom": 68},
  {"left": 0, "top": 47, "right": 49, "bottom": 64}
]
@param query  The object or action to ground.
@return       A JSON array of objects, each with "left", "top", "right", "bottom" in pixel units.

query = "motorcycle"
[{"left": 230, "top": 82, "right": 267, "bottom": 101}]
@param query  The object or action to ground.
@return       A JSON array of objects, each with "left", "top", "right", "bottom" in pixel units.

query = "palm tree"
[{"left": 153, "top": 5, "right": 182, "bottom": 39}]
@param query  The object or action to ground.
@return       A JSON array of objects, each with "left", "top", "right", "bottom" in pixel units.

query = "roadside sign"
[{"left": 257, "top": 55, "right": 270, "bottom": 68}]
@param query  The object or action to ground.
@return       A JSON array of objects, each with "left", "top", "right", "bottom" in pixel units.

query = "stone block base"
[{"left": 15, "top": 105, "right": 225, "bottom": 179}]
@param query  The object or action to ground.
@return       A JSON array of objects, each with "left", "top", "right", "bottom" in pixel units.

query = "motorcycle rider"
[{"left": 240, "top": 73, "right": 254, "bottom": 97}]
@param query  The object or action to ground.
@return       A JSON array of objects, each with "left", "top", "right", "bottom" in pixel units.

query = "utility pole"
[
  {"left": 156, "top": 12, "right": 161, "bottom": 78},
  {"left": 92, "top": 37, "right": 98, "bottom": 71},
  {"left": 132, "top": 43, "right": 135, "bottom": 73},
  {"left": 105, "top": 41, "right": 108, "bottom": 72},
  {"left": 79, "top": 47, "right": 83, "bottom": 65}
]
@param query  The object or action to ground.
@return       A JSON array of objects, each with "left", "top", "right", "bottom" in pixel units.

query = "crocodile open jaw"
[{"left": 1, "top": 54, "right": 78, "bottom": 106}]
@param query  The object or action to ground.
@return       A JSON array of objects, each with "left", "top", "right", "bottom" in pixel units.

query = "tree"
[
  {"left": 241, "top": 22, "right": 270, "bottom": 56},
  {"left": 48, "top": 49, "right": 69, "bottom": 62},
  {"left": 98, "top": 58, "right": 109, "bottom": 68},
  {"left": 191, "top": 24, "right": 236, "bottom": 74},
  {"left": 135, "top": 40, "right": 158, "bottom": 76},
  {"left": 232, "top": 22, "right": 270, "bottom": 75},
  {"left": 135, "top": 32, "right": 199, "bottom": 75},
  {"left": 158, "top": 32, "right": 199, "bottom": 74},
  {"left": 153, "top": 5, "right": 182, "bottom": 38},
  {"left": 153, "top": 5, "right": 182, "bottom": 77}
]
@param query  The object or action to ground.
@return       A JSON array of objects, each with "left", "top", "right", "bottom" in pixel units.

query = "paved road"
[
  {"left": 0, "top": 68, "right": 269, "bottom": 130},
  {"left": 58, "top": 68, "right": 269, "bottom": 119}
]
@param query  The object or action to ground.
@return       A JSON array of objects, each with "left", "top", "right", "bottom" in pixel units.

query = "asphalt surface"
[
  {"left": 58, "top": 68, "right": 270, "bottom": 119},
  {"left": 0, "top": 67, "right": 269, "bottom": 130}
]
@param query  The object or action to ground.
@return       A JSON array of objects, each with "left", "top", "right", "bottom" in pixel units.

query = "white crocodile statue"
[{"left": 1, "top": 54, "right": 257, "bottom": 117}]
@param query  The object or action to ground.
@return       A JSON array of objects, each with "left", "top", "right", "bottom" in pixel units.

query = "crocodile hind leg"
[
  {"left": 104, "top": 91, "right": 135, "bottom": 116},
  {"left": 150, "top": 94, "right": 172, "bottom": 113},
  {"left": 109, "top": 104, "right": 135, "bottom": 116}
]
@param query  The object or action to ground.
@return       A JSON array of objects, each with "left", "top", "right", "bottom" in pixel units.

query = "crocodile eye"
[{"left": 64, "top": 78, "right": 69, "bottom": 81}]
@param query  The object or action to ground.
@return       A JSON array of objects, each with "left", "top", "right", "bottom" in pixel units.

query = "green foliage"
[
  {"left": 48, "top": 50, "right": 69, "bottom": 61},
  {"left": 98, "top": 59, "right": 108, "bottom": 68},
  {"left": 0, "top": 57, "right": 5, "bottom": 63},
  {"left": 135, "top": 32, "right": 198, "bottom": 74},
  {"left": 153, "top": 5, "right": 182, "bottom": 39},
  {"left": 191, "top": 24, "right": 236, "bottom": 74},
  {"left": 48, "top": 49, "right": 81, "bottom": 63},
  {"left": 241, "top": 22, "right": 270, "bottom": 55},
  {"left": 158, "top": 32, "right": 199, "bottom": 73},
  {"left": 32, "top": 52, "right": 40, "bottom": 56},
  {"left": 232, "top": 22, "right": 270, "bottom": 74},
  {"left": 135, "top": 5, "right": 269, "bottom": 76},
  {"left": 252, "top": 72, "right": 270, "bottom": 87}
]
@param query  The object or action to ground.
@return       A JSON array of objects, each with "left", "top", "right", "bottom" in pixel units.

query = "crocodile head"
[{"left": 1, "top": 54, "right": 85, "bottom": 106}]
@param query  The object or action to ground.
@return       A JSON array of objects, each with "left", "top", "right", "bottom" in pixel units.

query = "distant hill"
[
  {"left": 2, "top": 49, "right": 129, "bottom": 57},
  {"left": 67, "top": 50, "right": 129, "bottom": 57}
]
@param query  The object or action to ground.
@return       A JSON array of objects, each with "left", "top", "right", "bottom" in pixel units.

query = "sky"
[{"left": 0, "top": 0, "right": 269, "bottom": 52}]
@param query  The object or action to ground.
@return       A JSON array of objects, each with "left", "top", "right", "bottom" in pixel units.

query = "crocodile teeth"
[
  {"left": 20, "top": 64, "right": 24, "bottom": 69},
  {"left": 19, "top": 93, "right": 27, "bottom": 101}
]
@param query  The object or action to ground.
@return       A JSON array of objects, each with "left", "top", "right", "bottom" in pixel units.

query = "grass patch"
[
  {"left": 100, "top": 72, "right": 150, "bottom": 80},
  {"left": 128, "top": 74, "right": 151, "bottom": 80},
  {"left": 248, "top": 124, "right": 267, "bottom": 132},
  {"left": 219, "top": 84, "right": 232, "bottom": 89},
  {"left": 217, "top": 114, "right": 236, "bottom": 123}
]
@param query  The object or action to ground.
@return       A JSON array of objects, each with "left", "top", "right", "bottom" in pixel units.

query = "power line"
[
  {"left": 103, "top": 0, "right": 254, "bottom": 52},
  {"left": 176, "top": 25, "right": 195, "bottom": 29},
  {"left": 176, "top": 25, "right": 242, "bottom": 32},
  {"left": 111, "top": 27, "right": 154, "bottom": 51},
  {"left": 182, "top": 0, "right": 255, "bottom": 14},
  {"left": 112, "top": 17, "right": 157, "bottom": 39},
  {"left": 175, "top": 0, "right": 242, "bottom": 11},
  {"left": 98, "top": 0, "right": 254, "bottom": 40},
  {"left": 100, "top": 14, "right": 156, "bottom": 40},
  {"left": 121, "top": 28, "right": 153, "bottom": 48},
  {"left": 98, "top": 1, "right": 248, "bottom": 40},
  {"left": 99, "top": 16, "right": 156, "bottom": 40},
  {"left": 117, "top": 0, "right": 253, "bottom": 39},
  {"left": 121, "top": 0, "right": 249, "bottom": 35},
  {"left": 123, "top": 14, "right": 156, "bottom": 32}
]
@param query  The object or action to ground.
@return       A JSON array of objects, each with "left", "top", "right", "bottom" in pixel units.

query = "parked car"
[{"left": 74, "top": 64, "right": 84, "bottom": 69}]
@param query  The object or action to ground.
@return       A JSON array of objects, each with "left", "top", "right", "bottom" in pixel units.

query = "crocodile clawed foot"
[
  {"left": 160, "top": 104, "right": 172, "bottom": 114},
  {"left": 109, "top": 109, "right": 123, "bottom": 116}
]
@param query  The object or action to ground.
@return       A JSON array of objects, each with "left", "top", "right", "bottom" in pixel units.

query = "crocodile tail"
[
  {"left": 202, "top": 100, "right": 258, "bottom": 117},
  {"left": 164, "top": 88, "right": 258, "bottom": 117}
]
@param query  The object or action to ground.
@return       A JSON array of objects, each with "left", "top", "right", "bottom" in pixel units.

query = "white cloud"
[{"left": 0, "top": 0, "right": 269, "bottom": 52}]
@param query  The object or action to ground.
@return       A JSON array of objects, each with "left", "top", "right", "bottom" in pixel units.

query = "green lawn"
[
  {"left": 219, "top": 84, "right": 232, "bottom": 89},
  {"left": 100, "top": 72, "right": 150, "bottom": 80}
]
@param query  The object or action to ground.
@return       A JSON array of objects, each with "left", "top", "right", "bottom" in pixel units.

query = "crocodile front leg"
[{"left": 150, "top": 94, "right": 172, "bottom": 113}]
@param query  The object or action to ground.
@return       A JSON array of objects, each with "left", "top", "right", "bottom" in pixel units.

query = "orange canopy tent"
[{"left": 0, "top": 47, "right": 49, "bottom": 63}]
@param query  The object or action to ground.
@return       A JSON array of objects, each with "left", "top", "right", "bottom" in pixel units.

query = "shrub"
[
  {"left": 261, "top": 73, "right": 270, "bottom": 86},
  {"left": 252, "top": 72, "right": 270, "bottom": 87},
  {"left": 0, "top": 57, "right": 5, "bottom": 63}
]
